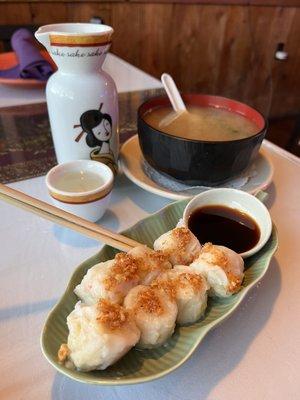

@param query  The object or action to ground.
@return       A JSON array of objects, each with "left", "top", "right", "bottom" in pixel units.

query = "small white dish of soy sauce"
[{"left": 183, "top": 188, "right": 272, "bottom": 258}]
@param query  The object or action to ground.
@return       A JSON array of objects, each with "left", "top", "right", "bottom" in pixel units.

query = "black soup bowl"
[{"left": 137, "top": 94, "right": 267, "bottom": 186}]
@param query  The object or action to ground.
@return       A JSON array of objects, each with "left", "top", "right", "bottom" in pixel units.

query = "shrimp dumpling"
[
  {"left": 152, "top": 265, "right": 208, "bottom": 325},
  {"left": 58, "top": 300, "right": 140, "bottom": 371},
  {"left": 124, "top": 285, "right": 178, "bottom": 349},
  {"left": 74, "top": 253, "right": 140, "bottom": 305},
  {"left": 190, "top": 243, "right": 244, "bottom": 297},
  {"left": 153, "top": 227, "right": 201, "bottom": 265},
  {"left": 128, "top": 245, "right": 172, "bottom": 285}
]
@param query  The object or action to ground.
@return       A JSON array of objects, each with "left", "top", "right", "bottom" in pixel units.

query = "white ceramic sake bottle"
[{"left": 35, "top": 23, "right": 118, "bottom": 174}]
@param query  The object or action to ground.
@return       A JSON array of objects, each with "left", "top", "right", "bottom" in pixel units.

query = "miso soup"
[{"left": 143, "top": 106, "right": 259, "bottom": 141}]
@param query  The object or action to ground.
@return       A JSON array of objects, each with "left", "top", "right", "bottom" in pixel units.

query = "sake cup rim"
[
  {"left": 46, "top": 160, "right": 114, "bottom": 199},
  {"left": 182, "top": 188, "right": 272, "bottom": 258}
]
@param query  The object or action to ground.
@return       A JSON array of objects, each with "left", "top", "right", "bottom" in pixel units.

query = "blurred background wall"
[{"left": 0, "top": 0, "right": 299, "bottom": 153}]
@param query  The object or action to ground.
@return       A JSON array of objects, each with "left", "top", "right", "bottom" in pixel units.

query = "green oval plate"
[{"left": 41, "top": 199, "right": 278, "bottom": 385}]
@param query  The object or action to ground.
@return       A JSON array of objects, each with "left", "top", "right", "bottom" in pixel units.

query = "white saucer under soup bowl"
[
  {"left": 120, "top": 135, "right": 274, "bottom": 200},
  {"left": 182, "top": 188, "right": 272, "bottom": 258},
  {"left": 46, "top": 160, "right": 114, "bottom": 222}
]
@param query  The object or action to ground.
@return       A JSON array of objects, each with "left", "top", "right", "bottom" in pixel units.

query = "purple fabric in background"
[{"left": 0, "top": 28, "right": 53, "bottom": 80}]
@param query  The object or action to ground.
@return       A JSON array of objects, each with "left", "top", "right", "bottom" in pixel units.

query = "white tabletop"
[
  {"left": 0, "top": 58, "right": 300, "bottom": 400},
  {"left": 0, "top": 53, "right": 162, "bottom": 108}
]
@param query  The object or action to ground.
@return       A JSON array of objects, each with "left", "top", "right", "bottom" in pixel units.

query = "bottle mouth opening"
[{"left": 36, "top": 23, "right": 113, "bottom": 36}]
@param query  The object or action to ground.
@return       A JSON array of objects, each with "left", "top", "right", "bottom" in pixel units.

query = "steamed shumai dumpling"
[
  {"left": 58, "top": 300, "right": 140, "bottom": 371},
  {"left": 152, "top": 265, "right": 208, "bottom": 325},
  {"left": 190, "top": 243, "right": 244, "bottom": 297},
  {"left": 153, "top": 227, "right": 201, "bottom": 266},
  {"left": 128, "top": 245, "right": 172, "bottom": 285},
  {"left": 124, "top": 285, "right": 178, "bottom": 349},
  {"left": 74, "top": 253, "right": 140, "bottom": 305}
]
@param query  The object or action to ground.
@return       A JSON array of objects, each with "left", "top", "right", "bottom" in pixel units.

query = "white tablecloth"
[{"left": 0, "top": 56, "right": 300, "bottom": 399}]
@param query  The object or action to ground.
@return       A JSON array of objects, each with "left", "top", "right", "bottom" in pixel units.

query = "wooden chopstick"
[{"left": 0, "top": 183, "right": 141, "bottom": 252}]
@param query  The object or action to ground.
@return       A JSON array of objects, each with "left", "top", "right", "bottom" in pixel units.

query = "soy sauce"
[{"left": 188, "top": 205, "right": 260, "bottom": 253}]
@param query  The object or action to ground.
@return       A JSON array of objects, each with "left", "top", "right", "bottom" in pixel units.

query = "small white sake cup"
[
  {"left": 46, "top": 160, "right": 114, "bottom": 222},
  {"left": 183, "top": 188, "right": 272, "bottom": 258}
]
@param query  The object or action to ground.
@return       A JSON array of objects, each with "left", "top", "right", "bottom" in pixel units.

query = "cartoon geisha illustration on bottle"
[{"left": 74, "top": 103, "right": 118, "bottom": 175}]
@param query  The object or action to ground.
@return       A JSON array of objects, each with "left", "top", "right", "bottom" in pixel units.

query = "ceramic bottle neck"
[
  {"left": 49, "top": 47, "right": 108, "bottom": 74},
  {"left": 34, "top": 23, "right": 113, "bottom": 74}
]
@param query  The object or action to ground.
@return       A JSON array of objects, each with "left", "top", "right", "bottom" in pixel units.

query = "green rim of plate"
[{"left": 41, "top": 199, "right": 278, "bottom": 385}]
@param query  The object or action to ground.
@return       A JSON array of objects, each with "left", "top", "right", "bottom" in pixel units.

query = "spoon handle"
[{"left": 161, "top": 73, "right": 187, "bottom": 114}]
